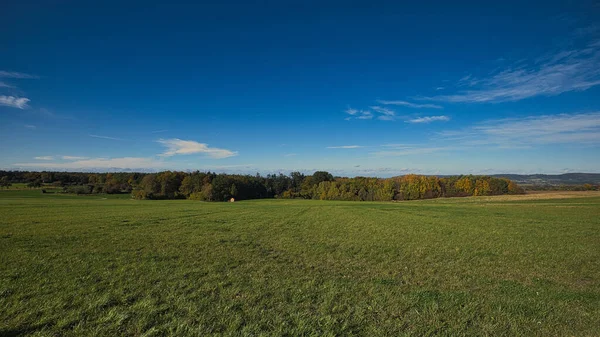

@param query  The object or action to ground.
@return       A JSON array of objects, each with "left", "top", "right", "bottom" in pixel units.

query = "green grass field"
[{"left": 1, "top": 190, "right": 599, "bottom": 336}]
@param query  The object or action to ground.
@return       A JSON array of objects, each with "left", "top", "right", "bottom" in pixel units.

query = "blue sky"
[{"left": 1, "top": 0, "right": 599, "bottom": 176}]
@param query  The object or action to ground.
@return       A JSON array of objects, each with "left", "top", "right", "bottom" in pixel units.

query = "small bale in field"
[{"left": 230, "top": 198, "right": 235, "bottom": 202}]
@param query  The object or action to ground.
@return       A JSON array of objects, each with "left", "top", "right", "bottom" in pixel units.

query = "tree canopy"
[{"left": 0, "top": 170, "right": 527, "bottom": 201}]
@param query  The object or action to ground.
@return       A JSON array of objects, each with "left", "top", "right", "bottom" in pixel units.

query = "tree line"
[
  {"left": 0, "top": 170, "right": 525, "bottom": 201},
  {"left": 522, "top": 184, "right": 599, "bottom": 191}
]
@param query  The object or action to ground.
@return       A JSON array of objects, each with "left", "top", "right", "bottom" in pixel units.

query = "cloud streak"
[
  {"left": 407, "top": 116, "right": 450, "bottom": 123},
  {"left": 370, "top": 105, "right": 399, "bottom": 121},
  {"left": 89, "top": 134, "right": 125, "bottom": 141},
  {"left": 371, "top": 146, "right": 450, "bottom": 157},
  {"left": 0, "top": 71, "right": 40, "bottom": 79},
  {"left": 326, "top": 145, "right": 365, "bottom": 149},
  {"left": 15, "top": 157, "right": 161, "bottom": 169},
  {"left": 157, "top": 138, "right": 237, "bottom": 159},
  {"left": 345, "top": 107, "right": 373, "bottom": 120},
  {"left": 346, "top": 102, "right": 446, "bottom": 122},
  {"left": 344, "top": 107, "right": 358, "bottom": 115},
  {"left": 370, "top": 106, "right": 396, "bottom": 116},
  {"left": 0, "top": 96, "right": 30, "bottom": 109},
  {"left": 377, "top": 100, "right": 443, "bottom": 109},
  {"left": 424, "top": 40, "right": 600, "bottom": 103},
  {"left": 345, "top": 105, "right": 403, "bottom": 121},
  {"left": 439, "top": 112, "right": 600, "bottom": 146},
  {"left": 32, "top": 155, "right": 90, "bottom": 161}
]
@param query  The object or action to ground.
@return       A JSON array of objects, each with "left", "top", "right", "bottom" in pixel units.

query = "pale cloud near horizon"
[
  {"left": 407, "top": 116, "right": 450, "bottom": 123},
  {"left": 89, "top": 134, "right": 125, "bottom": 141},
  {"left": 326, "top": 145, "right": 365, "bottom": 149},
  {"left": 62, "top": 156, "right": 89, "bottom": 160},
  {"left": 0, "top": 70, "right": 40, "bottom": 79},
  {"left": 380, "top": 143, "right": 420, "bottom": 148},
  {"left": 423, "top": 40, "right": 600, "bottom": 103},
  {"left": 439, "top": 112, "right": 600, "bottom": 146},
  {"left": 24, "top": 124, "right": 36, "bottom": 129},
  {"left": 377, "top": 100, "right": 443, "bottom": 109},
  {"left": 15, "top": 157, "right": 161, "bottom": 169},
  {"left": 372, "top": 112, "right": 600, "bottom": 156},
  {"left": 201, "top": 164, "right": 255, "bottom": 169},
  {"left": 32, "top": 155, "right": 91, "bottom": 161},
  {"left": 157, "top": 138, "right": 237, "bottom": 159},
  {"left": 0, "top": 96, "right": 30, "bottom": 109},
  {"left": 18, "top": 140, "right": 238, "bottom": 171},
  {"left": 370, "top": 146, "right": 451, "bottom": 157}
]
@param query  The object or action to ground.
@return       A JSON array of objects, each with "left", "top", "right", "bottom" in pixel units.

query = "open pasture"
[{"left": 1, "top": 190, "right": 599, "bottom": 336}]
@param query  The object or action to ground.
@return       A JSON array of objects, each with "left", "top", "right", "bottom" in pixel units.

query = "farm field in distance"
[{"left": 1, "top": 190, "right": 599, "bottom": 336}]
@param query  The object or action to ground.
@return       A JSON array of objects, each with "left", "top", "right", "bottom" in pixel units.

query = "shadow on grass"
[{"left": 0, "top": 324, "right": 48, "bottom": 336}]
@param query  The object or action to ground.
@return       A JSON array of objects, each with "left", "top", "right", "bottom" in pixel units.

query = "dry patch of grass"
[{"left": 473, "top": 190, "right": 600, "bottom": 202}]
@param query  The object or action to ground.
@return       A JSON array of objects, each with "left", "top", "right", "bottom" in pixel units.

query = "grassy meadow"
[{"left": 1, "top": 190, "right": 599, "bottom": 336}]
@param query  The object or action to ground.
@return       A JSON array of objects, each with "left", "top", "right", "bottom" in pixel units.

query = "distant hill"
[{"left": 491, "top": 173, "right": 600, "bottom": 185}]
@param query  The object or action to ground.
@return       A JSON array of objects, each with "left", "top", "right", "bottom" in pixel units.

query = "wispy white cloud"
[
  {"left": 457, "top": 74, "right": 481, "bottom": 87},
  {"left": 356, "top": 112, "right": 373, "bottom": 120},
  {"left": 439, "top": 112, "right": 600, "bottom": 146},
  {"left": 0, "top": 81, "right": 14, "bottom": 88},
  {"left": 0, "top": 96, "right": 30, "bottom": 109},
  {"left": 380, "top": 143, "right": 421, "bottom": 148},
  {"left": 369, "top": 105, "right": 398, "bottom": 121},
  {"left": 376, "top": 100, "right": 443, "bottom": 109},
  {"left": 24, "top": 124, "right": 36, "bottom": 129},
  {"left": 407, "top": 115, "right": 450, "bottom": 124},
  {"left": 345, "top": 106, "right": 373, "bottom": 120},
  {"left": 345, "top": 105, "right": 405, "bottom": 121},
  {"left": 89, "top": 134, "right": 125, "bottom": 141},
  {"left": 0, "top": 71, "right": 39, "bottom": 79},
  {"left": 371, "top": 146, "right": 451, "bottom": 157},
  {"left": 344, "top": 107, "right": 358, "bottom": 115},
  {"left": 157, "top": 138, "right": 237, "bottom": 159},
  {"left": 326, "top": 145, "right": 364, "bottom": 149},
  {"left": 15, "top": 157, "right": 161, "bottom": 169},
  {"left": 32, "top": 155, "right": 90, "bottom": 161},
  {"left": 425, "top": 40, "right": 600, "bottom": 103},
  {"left": 202, "top": 164, "right": 254, "bottom": 169},
  {"left": 370, "top": 106, "right": 396, "bottom": 116}
]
